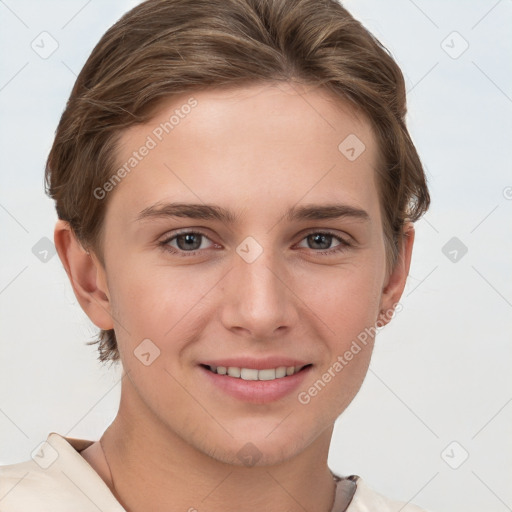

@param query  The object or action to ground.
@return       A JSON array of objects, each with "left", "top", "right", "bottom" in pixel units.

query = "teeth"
[
  {"left": 258, "top": 368, "right": 275, "bottom": 381},
  {"left": 208, "top": 365, "right": 305, "bottom": 381},
  {"left": 227, "top": 367, "right": 241, "bottom": 378},
  {"left": 241, "top": 368, "right": 259, "bottom": 380},
  {"left": 275, "top": 367, "right": 287, "bottom": 378}
]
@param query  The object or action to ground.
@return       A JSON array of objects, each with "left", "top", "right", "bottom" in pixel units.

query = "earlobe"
[
  {"left": 54, "top": 219, "right": 114, "bottom": 330},
  {"left": 377, "top": 223, "right": 415, "bottom": 326}
]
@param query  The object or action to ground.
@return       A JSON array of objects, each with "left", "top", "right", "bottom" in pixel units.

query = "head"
[{"left": 48, "top": 0, "right": 429, "bottom": 465}]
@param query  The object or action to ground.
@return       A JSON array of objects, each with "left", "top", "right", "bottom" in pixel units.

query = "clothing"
[{"left": 0, "top": 432, "right": 428, "bottom": 511}]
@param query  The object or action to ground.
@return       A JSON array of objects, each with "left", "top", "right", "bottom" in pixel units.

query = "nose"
[{"left": 219, "top": 243, "right": 299, "bottom": 340}]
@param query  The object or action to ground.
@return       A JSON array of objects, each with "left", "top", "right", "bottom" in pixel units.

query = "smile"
[{"left": 203, "top": 364, "right": 311, "bottom": 381}]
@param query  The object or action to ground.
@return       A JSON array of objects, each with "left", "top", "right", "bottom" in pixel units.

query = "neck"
[{"left": 99, "top": 387, "right": 339, "bottom": 512}]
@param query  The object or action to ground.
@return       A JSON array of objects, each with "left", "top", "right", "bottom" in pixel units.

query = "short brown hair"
[{"left": 45, "top": 0, "right": 430, "bottom": 365}]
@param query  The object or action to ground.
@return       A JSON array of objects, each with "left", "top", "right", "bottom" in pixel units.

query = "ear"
[
  {"left": 54, "top": 219, "right": 113, "bottom": 330},
  {"left": 377, "top": 222, "right": 415, "bottom": 327}
]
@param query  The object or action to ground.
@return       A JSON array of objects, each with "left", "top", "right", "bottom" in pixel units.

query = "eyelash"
[{"left": 158, "top": 229, "right": 352, "bottom": 257}]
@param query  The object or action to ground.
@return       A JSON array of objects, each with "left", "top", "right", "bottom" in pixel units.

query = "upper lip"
[{"left": 200, "top": 357, "right": 311, "bottom": 370}]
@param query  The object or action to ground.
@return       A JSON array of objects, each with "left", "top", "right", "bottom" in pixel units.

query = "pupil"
[
  {"left": 177, "top": 234, "right": 201, "bottom": 251},
  {"left": 310, "top": 234, "right": 331, "bottom": 250}
]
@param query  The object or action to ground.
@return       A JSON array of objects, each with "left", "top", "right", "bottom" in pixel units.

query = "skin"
[{"left": 55, "top": 82, "right": 414, "bottom": 512}]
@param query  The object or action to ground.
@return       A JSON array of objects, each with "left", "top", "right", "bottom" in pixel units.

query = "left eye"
[{"left": 296, "top": 232, "right": 345, "bottom": 251}]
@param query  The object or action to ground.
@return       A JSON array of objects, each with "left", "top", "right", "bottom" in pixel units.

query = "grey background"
[{"left": 1, "top": 1, "right": 511, "bottom": 511}]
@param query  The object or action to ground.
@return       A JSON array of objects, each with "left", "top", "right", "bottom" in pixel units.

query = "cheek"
[
  {"left": 291, "top": 259, "right": 383, "bottom": 401},
  {"left": 295, "top": 260, "right": 383, "bottom": 338},
  {"left": 107, "top": 259, "right": 217, "bottom": 350}
]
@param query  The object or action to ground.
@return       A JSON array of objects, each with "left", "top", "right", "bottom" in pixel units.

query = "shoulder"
[
  {"left": 342, "top": 475, "right": 432, "bottom": 512},
  {"left": 0, "top": 433, "right": 124, "bottom": 512},
  {"left": 0, "top": 457, "right": 79, "bottom": 511}
]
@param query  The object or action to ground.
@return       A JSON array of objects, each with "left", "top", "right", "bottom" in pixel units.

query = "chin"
[
  {"left": 199, "top": 423, "right": 314, "bottom": 468},
  {"left": 208, "top": 442, "right": 302, "bottom": 468}
]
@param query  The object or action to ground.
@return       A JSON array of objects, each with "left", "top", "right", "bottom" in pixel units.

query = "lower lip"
[{"left": 199, "top": 365, "right": 312, "bottom": 404}]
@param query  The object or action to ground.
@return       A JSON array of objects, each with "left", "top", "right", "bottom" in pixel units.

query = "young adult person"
[{"left": 0, "top": 1, "right": 431, "bottom": 510}]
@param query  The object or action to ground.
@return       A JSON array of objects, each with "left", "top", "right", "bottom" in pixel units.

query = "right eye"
[{"left": 159, "top": 230, "right": 219, "bottom": 256}]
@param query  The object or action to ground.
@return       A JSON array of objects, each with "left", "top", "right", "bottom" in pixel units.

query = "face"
[{"left": 90, "top": 82, "right": 399, "bottom": 465}]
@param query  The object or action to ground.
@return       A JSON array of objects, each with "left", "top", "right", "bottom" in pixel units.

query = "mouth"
[
  {"left": 200, "top": 363, "right": 312, "bottom": 381},
  {"left": 199, "top": 360, "right": 313, "bottom": 403}
]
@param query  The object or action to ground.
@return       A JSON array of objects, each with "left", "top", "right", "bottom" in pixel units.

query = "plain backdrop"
[{"left": 1, "top": 1, "right": 511, "bottom": 511}]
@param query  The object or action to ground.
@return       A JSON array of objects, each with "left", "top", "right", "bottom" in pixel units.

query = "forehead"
[{"left": 107, "top": 82, "right": 380, "bottom": 222}]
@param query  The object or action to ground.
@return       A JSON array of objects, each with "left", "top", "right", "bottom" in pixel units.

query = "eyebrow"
[{"left": 135, "top": 202, "right": 370, "bottom": 224}]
